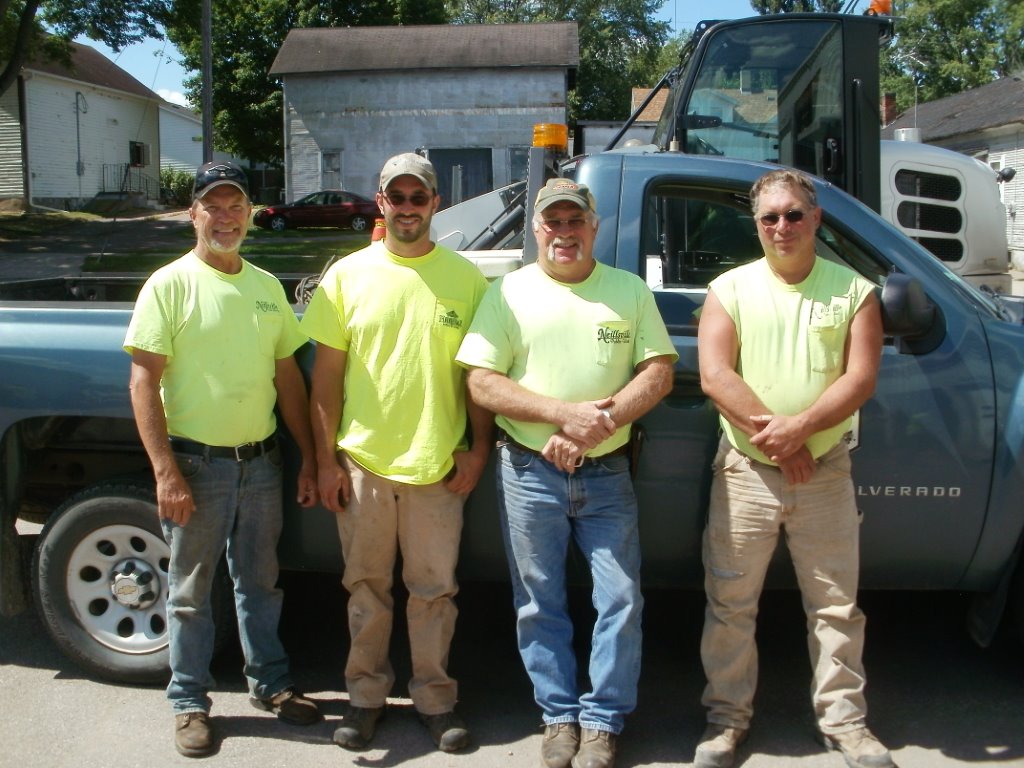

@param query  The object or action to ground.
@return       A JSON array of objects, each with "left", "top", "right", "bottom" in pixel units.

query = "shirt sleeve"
[
  {"left": 299, "top": 268, "right": 350, "bottom": 352},
  {"left": 123, "top": 274, "right": 175, "bottom": 357},
  {"left": 633, "top": 281, "right": 679, "bottom": 367},
  {"left": 273, "top": 281, "right": 308, "bottom": 359},
  {"left": 455, "top": 278, "right": 512, "bottom": 374}
]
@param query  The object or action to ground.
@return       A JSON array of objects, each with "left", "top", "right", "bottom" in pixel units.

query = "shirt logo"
[
  {"left": 255, "top": 300, "right": 280, "bottom": 313},
  {"left": 437, "top": 308, "right": 463, "bottom": 330},
  {"left": 597, "top": 327, "right": 631, "bottom": 344}
]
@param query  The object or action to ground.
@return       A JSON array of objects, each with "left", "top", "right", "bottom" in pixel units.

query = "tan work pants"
[{"left": 337, "top": 453, "right": 464, "bottom": 715}]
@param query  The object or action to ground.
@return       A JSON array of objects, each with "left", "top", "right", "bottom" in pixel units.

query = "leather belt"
[
  {"left": 496, "top": 429, "right": 628, "bottom": 465},
  {"left": 170, "top": 436, "right": 277, "bottom": 462}
]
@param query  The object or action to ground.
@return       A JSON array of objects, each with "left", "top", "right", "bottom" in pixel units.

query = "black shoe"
[
  {"left": 333, "top": 705, "right": 386, "bottom": 750},
  {"left": 249, "top": 687, "right": 321, "bottom": 725},
  {"left": 420, "top": 709, "right": 471, "bottom": 752},
  {"left": 174, "top": 712, "right": 213, "bottom": 758}
]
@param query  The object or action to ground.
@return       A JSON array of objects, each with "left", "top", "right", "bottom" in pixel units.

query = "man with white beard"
[{"left": 456, "top": 178, "right": 677, "bottom": 768}]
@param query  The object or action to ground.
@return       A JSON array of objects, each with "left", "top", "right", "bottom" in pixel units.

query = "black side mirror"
[{"left": 878, "top": 272, "right": 944, "bottom": 355}]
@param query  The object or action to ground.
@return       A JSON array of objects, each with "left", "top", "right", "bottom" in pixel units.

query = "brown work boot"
[
  {"left": 822, "top": 726, "right": 894, "bottom": 768},
  {"left": 694, "top": 723, "right": 748, "bottom": 768},
  {"left": 541, "top": 722, "right": 581, "bottom": 768},
  {"left": 420, "top": 709, "right": 471, "bottom": 752},
  {"left": 249, "top": 687, "right": 321, "bottom": 725},
  {"left": 333, "top": 705, "right": 386, "bottom": 750},
  {"left": 571, "top": 728, "right": 616, "bottom": 768},
  {"left": 174, "top": 712, "right": 213, "bottom": 758}
]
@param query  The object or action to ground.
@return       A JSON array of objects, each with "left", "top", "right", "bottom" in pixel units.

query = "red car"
[{"left": 254, "top": 190, "right": 379, "bottom": 232}]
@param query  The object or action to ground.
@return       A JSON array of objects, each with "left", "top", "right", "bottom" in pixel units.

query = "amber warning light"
[{"left": 533, "top": 123, "right": 568, "bottom": 154}]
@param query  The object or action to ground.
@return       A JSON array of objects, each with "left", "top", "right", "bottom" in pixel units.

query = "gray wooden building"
[{"left": 269, "top": 22, "right": 578, "bottom": 207}]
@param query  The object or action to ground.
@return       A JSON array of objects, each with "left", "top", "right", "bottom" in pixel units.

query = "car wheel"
[
  {"left": 270, "top": 216, "right": 287, "bottom": 232},
  {"left": 350, "top": 215, "right": 368, "bottom": 232},
  {"left": 32, "top": 482, "right": 235, "bottom": 684}
]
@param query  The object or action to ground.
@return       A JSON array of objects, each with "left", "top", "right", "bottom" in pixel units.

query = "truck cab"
[{"left": 651, "top": 13, "right": 1011, "bottom": 291}]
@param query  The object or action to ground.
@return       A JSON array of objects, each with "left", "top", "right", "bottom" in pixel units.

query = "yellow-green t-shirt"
[
  {"left": 455, "top": 261, "right": 678, "bottom": 455},
  {"left": 123, "top": 251, "right": 307, "bottom": 446},
  {"left": 300, "top": 242, "right": 489, "bottom": 485},
  {"left": 709, "top": 257, "right": 875, "bottom": 462}
]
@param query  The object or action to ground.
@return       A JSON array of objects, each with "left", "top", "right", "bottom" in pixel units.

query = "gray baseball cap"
[
  {"left": 534, "top": 178, "right": 597, "bottom": 213},
  {"left": 379, "top": 152, "right": 437, "bottom": 192}
]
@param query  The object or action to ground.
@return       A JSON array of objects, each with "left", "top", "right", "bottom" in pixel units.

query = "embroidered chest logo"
[
  {"left": 811, "top": 302, "right": 846, "bottom": 323},
  {"left": 437, "top": 308, "right": 463, "bottom": 330},
  {"left": 255, "top": 300, "right": 280, "bottom": 313},
  {"left": 597, "top": 327, "right": 631, "bottom": 344}
]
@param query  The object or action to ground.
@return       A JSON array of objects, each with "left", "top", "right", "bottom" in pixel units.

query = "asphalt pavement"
[{"left": 3, "top": 579, "right": 1024, "bottom": 768}]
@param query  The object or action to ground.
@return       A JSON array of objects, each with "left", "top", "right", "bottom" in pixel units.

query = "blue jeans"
[
  {"left": 496, "top": 443, "right": 643, "bottom": 735},
  {"left": 162, "top": 445, "right": 292, "bottom": 714}
]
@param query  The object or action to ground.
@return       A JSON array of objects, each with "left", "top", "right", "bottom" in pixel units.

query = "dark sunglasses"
[
  {"left": 758, "top": 209, "right": 806, "bottom": 226},
  {"left": 383, "top": 191, "right": 433, "bottom": 207}
]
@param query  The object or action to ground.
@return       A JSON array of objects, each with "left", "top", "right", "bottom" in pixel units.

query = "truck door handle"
[{"left": 825, "top": 138, "right": 841, "bottom": 173}]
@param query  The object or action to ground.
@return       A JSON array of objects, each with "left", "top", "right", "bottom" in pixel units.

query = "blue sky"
[{"left": 76, "top": 1, "right": 866, "bottom": 108}]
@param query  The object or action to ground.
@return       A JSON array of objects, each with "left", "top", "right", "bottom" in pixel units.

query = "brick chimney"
[{"left": 881, "top": 93, "right": 898, "bottom": 126}]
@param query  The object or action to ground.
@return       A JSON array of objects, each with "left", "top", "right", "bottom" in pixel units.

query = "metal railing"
[{"left": 101, "top": 164, "right": 160, "bottom": 201}]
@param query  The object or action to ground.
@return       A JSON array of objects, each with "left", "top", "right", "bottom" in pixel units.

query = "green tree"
[
  {"left": 447, "top": 0, "right": 670, "bottom": 121},
  {"left": 1, "top": 0, "right": 167, "bottom": 96},
  {"left": 881, "top": 0, "right": 1010, "bottom": 112},
  {"left": 162, "top": 0, "right": 448, "bottom": 165}
]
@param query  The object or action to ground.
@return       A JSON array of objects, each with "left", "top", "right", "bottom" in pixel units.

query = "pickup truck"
[{"left": 2, "top": 149, "right": 1024, "bottom": 686}]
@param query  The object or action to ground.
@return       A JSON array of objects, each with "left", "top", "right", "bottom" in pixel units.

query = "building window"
[
  {"left": 321, "top": 151, "right": 341, "bottom": 189},
  {"left": 129, "top": 141, "right": 150, "bottom": 167},
  {"left": 509, "top": 147, "right": 529, "bottom": 183}
]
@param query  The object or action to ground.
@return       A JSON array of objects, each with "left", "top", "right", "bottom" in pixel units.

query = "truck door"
[
  {"left": 658, "top": 14, "right": 886, "bottom": 211},
  {"left": 606, "top": 159, "right": 994, "bottom": 590}
]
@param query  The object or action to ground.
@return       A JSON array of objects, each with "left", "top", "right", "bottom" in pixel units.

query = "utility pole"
[{"left": 201, "top": 0, "right": 213, "bottom": 162}]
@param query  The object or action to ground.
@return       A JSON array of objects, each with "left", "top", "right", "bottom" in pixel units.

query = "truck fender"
[{"left": 967, "top": 531, "right": 1024, "bottom": 648}]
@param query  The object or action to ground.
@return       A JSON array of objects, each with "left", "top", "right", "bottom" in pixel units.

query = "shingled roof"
[
  {"left": 880, "top": 75, "right": 1024, "bottom": 141},
  {"left": 26, "top": 40, "right": 159, "bottom": 100},
  {"left": 270, "top": 22, "right": 579, "bottom": 76}
]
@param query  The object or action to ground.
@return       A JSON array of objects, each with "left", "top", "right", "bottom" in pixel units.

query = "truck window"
[
  {"left": 681, "top": 20, "right": 845, "bottom": 187},
  {"left": 642, "top": 184, "right": 889, "bottom": 296}
]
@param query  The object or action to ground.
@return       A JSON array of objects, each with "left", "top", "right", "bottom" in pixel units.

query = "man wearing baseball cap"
[
  {"left": 456, "top": 178, "right": 677, "bottom": 768},
  {"left": 302, "top": 152, "right": 491, "bottom": 753},
  {"left": 125, "top": 160, "right": 321, "bottom": 757}
]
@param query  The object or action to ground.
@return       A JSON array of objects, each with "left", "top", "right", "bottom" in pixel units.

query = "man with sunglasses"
[
  {"left": 302, "top": 152, "right": 490, "bottom": 753},
  {"left": 125, "top": 161, "right": 321, "bottom": 758},
  {"left": 456, "top": 179, "right": 677, "bottom": 768},
  {"left": 694, "top": 169, "right": 889, "bottom": 768}
]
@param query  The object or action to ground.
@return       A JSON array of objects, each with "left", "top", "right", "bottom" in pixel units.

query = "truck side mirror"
[{"left": 878, "top": 272, "right": 944, "bottom": 354}]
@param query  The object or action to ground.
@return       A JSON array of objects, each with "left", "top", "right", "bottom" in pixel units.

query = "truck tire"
[{"left": 31, "top": 482, "right": 235, "bottom": 684}]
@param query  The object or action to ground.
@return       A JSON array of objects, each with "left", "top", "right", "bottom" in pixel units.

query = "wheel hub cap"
[{"left": 110, "top": 558, "right": 160, "bottom": 609}]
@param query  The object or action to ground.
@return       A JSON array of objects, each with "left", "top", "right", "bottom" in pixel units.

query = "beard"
[{"left": 545, "top": 239, "right": 583, "bottom": 262}]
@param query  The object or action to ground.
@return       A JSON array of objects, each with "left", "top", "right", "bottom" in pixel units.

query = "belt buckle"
[{"left": 233, "top": 442, "right": 256, "bottom": 461}]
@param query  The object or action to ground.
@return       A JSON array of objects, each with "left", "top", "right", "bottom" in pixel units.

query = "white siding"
[
  {"left": 159, "top": 105, "right": 203, "bottom": 174},
  {"left": 22, "top": 70, "right": 160, "bottom": 205},
  {"left": 0, "top": 85, "right": 25, "bottom": 198},
  {"left": 281, "top": 68, "right": 568, "bottom": 201}
]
